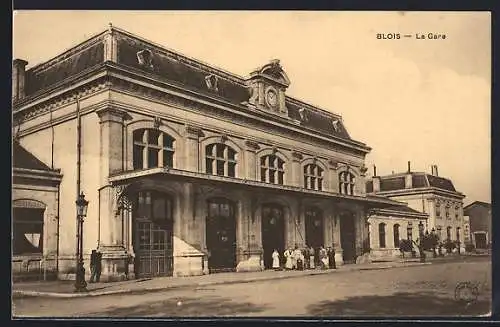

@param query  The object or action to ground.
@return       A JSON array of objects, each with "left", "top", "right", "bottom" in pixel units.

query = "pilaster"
[
  {"left": 291, "top": 152, "right": 303, "bottom": 187},
  {"left": 328, "top": 159, "right": 339, "bottom": 193},
  {"left": 244, "top": 140, "right": 260, "bottom": 180},
  {"left": 236, "top": 195, "right": 263, "bottom": 272},
  {"left": 185, "top": 125, "right": 201, "bottom": 172},
  {"left": 95, "top": 107, "right": 130, "bottom": 281}
]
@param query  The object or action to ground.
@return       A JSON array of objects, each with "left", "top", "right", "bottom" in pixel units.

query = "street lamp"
[{"left": 75, "top": 192, "right": 89, "bottom": 292}]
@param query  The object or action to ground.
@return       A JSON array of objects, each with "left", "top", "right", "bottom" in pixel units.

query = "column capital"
[{"left": 96, "top": 106, "right": 131, "bottom": 123}]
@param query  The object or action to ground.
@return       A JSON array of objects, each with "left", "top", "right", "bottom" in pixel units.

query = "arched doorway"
[
  {"left": 261, "top": 204, "right": 285, "bottom": 269},
  {"left": 305, "top": 207, "right": 324, "bottom": 264},
  {"left": 206, "top": 198, "right": 237, "bottom": 272},
  {"left": 339, "top": 211, "right": 356, "bottom": 264},
  {"left": 132, "top": 190, "right": 174, "bottom": 278}
]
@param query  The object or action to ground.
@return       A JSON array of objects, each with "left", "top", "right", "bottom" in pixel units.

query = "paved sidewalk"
[{"left": 12, "top": 261, "right": 430, "bottom": 299}]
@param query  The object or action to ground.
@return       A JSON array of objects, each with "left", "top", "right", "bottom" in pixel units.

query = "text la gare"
[{"left": 416, "top": 33, "right": 446, "bottom": 40}]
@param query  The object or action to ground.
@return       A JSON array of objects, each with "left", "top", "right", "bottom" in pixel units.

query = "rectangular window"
[
  {"left": 206, "top": 158, "right": 214, "bottom": 174},
  {"left": 13, "top": 208, "right": 45, "bottom": 256},
  {"left": 148, "top": 130, "right": 160, "bottom": 145},
  {"left": 261, "top": 168, "right": 267, "bottom": 182},
  {"left": 318, "top": 178, "right": 323, "bottom": 191},
  {"left": 228, "top": 162, "right": 236, "bottom": 177},
  {"left": 148, "top": 148, "right": 159, "bottom": 168},
  {"left": 216, "top": 160, "right": 225, "bottom": 176},
  {"left": 133, "top": 145, "right": 144, "bottom": 169},
  {"left": 278, "top": 171, "right": 284, "bottom": 185},
  {"left": 310, "top": 177, "right": 316, "bottom": 190},
  {"left": 153, "top": 198, "right": 166, "bottom": 220},
  {"left": 269, "top": 170, "right": 276, "bottom": 184},
  {"left": 163, "top": 150, "right": 173, "bottom": 167},
  {"left": 216, "top": 145, "right": 224, "bottom": 158},
  {"left": 163, "top": 135, "right": 174, "bottom": 149},
  {"left": 304, "top": 177, "right": 308, "bottom": 188}
]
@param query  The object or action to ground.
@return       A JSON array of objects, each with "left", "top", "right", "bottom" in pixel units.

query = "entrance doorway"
[
  {"left": 133, "top": 191, "right": 174, "bottom": 278},
  {"left": 339, "top": 211, "right": 356, "bottom": 264},
  {"left": 261, "top": 204, "right": 285, "bottom": 269},
  {"left": 474, "top": 232, "right": 487, "bottom": 249},
  {"left": 305, "top": 207, "right": 324, "bottom": 265},
  {"left": 206, "top": 198, "right": 237, "bottom": 272}
]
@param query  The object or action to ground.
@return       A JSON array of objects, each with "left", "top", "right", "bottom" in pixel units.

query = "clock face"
[{"left": 266, "top": 89, "right": 278, "bottom": 108}]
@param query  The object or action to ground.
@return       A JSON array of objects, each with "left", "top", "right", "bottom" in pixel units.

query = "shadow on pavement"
[
  {"left": 86, "top": 295, "right": 270, "bottom": 317},
  {"left": 306, "top": 291, "right": 490, "bottom": 317}
]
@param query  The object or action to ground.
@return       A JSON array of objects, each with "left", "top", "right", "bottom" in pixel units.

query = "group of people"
[{"left": 271, "top": 245, "right": 337, "bottom": 271}]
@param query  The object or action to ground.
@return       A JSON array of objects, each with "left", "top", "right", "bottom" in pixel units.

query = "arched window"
[
  {"left": 445, "top": 203, "right": 451, "bottom": 219},
  {"left": 393, "top": 224, "right": 400, "bottom": 248},
  {"left": 456, "top": 227, "right": 461, "bottom": 242},
  {"left": 205, "top": 143, "right": 237, "bottom": 177},
  {"left": 133, "top": 128, "right": 175, "bottom": 170},
  {"left": 260, "top": 155, "right": 285, "bottom": 185},
  {"left": 455, "top": 204, "right": 460, "bottom": 220},
  {"left": 446, "top": 226, "right": 452, "bottom": 240},
  {"left": 379, "top": 223, "right": 386, "bottom": 248},
  {"left": 436, "top": 225, "right": 442, "bottom": 241},
  {"left": 339, "top": 171, "right": 355, "bottom": 195},
  {"left": 304, "top": 164, "right": 324, "bottom": 191}
]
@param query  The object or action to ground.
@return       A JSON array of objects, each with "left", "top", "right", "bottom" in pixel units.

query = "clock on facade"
[{"left": 265, "top": 87, "right": 279, "bottom": 109}]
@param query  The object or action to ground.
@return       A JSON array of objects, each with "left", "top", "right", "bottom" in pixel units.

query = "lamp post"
[
  {"left": 418, "top": 221, "right": 425, "bottom": 263},
  {"left": 75, "top": 192, "right": 89, "bottom": 292}
]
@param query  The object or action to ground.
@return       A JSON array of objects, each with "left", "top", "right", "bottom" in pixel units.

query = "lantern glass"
[{"left": 76, "top": 193, "right": 89, "bottom": 218}]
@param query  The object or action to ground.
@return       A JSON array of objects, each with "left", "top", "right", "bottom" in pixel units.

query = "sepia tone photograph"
[{"left": 11, "top": 10, "right": 491, "bottom": 318}]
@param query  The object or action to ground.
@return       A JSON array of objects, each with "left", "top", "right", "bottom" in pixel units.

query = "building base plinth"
[
  {"left": 174, "top": 254, "right": 204, "bottom": 277},
  {"left": 236, "top": 254, "right": 263, "bottom": 272},
  {"left": 98, "top": 246, "right": 128, "bottom": 282},
  {"left": 335, "top": 250, "right": 344, "bottom": 266}
]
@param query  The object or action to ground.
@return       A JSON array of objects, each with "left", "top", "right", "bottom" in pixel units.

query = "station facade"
[{"left": 12, "top": 26, "right": 403, "bottom": 281}]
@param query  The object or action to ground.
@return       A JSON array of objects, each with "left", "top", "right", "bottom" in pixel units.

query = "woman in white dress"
[
  {"left": 284, "top": 248, "right": 293, "bottom": 270},
  {"left": 272, "top": 249, "right": 280, "bottom": 271}
]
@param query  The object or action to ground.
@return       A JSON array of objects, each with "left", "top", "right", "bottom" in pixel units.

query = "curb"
[{"left": 12, "top": 262, "right": 429, "bottom": 299}]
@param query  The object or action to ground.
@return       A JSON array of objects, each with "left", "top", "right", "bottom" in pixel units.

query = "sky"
[{"left": 12, "top": 11, "right": 491, "bottom": 205}]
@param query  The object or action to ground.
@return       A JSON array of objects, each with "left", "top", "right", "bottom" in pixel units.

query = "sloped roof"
[
  {"left": 19, "top": 26, "right": 356, "bottom": 144},
  {"left": 464, "top": 201, "right": 491, "bottom": 211},
  {"left": 370, "top": 204, "right": 428, "bottom": 219},
  {"left": 366, "top": 172, "right": 458, "bottom": 193},
  {"left": 13, "top": 141, "right": 52, "bottom": 171}
]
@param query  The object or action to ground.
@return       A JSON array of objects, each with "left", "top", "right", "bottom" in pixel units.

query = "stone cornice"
[{"left": 371, "top": 187, "right": 465, "bottom": 199}]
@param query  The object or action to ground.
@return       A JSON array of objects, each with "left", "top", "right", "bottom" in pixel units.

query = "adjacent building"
[
  {"left": 464, "top": 201, "right": 491, "bottom": 249},
  {"left": 12, "top": 25, "right": 403, "bottom": 281},
  {"left": 366, "top": 163, "right": 466, "bottom": 251}
]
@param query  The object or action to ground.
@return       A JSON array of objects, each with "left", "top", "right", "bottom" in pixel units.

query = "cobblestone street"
[{"left": 12, "top": 257, "right": 491, "bottom": 318}]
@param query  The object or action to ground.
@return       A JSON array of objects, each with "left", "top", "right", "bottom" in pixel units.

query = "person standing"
[
  {"left": 293, "top": 246, "right": 303, "bottom": 271},
  {"left": 303, "top": 247, "right": 309, "bottom": 270},
  {"left": 319, "top": 246, "right": 328, "bottom": 269},
  {"left": 284, "top": 248, "right": 293, "bottom": 270},
  {"left": 309, "top": 246, "right": 315, "bottom": 269},
  {"left": 330, "top": 246, "right": 337, "bottom": 269},
  {"left": 272, "top": 249, "right": 281, "bottom": 271},
  {"left": 95, "top": 250, "right": 103, "bottom": 282},
  {"left": 89, "top": 249, "right": 98, "bottom": 283}
]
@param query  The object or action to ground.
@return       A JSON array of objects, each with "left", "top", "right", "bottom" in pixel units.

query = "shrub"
[
  {"left": 399, "top": 239, "right": 413, "bottom": 253},
  {"left": 443, "top": 239, "right": 456, "bottom": 253},
  {"left": 464, "top": 243, "right": 475, "bottom": 252}
]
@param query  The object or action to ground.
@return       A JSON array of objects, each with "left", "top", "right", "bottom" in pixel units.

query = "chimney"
[
  {"left": 373, "top": 165, "right": 377, "bottom": 177},
  {"left": 431, "top": 165, "right": 435, "bottom": 175},
  {"left": 12, "top": 59, "right": 28, "bottom": 102},
  {"left": 405, "top": 161, "right": 412, "bottom": 189},
  {"left": 434, "top": 165, "right": 439, "bottom": 177}
]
